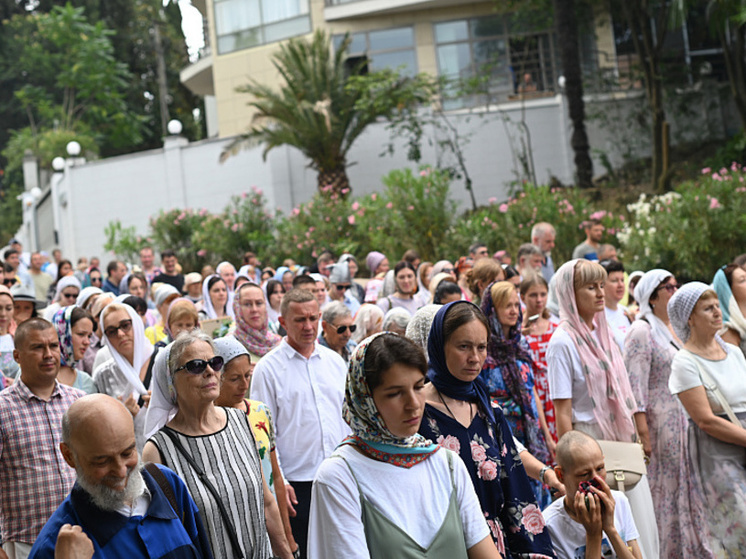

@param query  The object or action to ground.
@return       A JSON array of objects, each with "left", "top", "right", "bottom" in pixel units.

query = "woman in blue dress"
[
  {"left": 419, "top": 301, "right": 556, "bottom": 558},
  {"left": 478, "top": 281, "right": 553, "bottom": 507}
]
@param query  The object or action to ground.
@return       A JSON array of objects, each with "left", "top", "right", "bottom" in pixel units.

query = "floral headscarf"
[
  {"left": 232, "top": 285, "right": 281, "bottom": 357},
  {"left": 481, "top": 282, "right": 549, "bottom": 463},
  {"left": 554, "top": 260, "right": 637, "bottom": 442},
  {"left": 339, "top": 332, "right": 439, "bottom": 468},
  {"left": 52, "top": 306, "right": 76, "bottom": 368}
]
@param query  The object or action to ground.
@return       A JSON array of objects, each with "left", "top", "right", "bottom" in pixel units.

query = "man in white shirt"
[
  {"left": 251, "top": 288, "right": 349, "bottom": 558},
  {"left": 543, "top": 431, "right": 642, "bottom": 559}
]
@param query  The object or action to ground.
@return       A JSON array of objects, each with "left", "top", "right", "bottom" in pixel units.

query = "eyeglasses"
[
  {"left": 104, "top": 319, "right": 133, "bottom": 338},
  {"left": 62, "top": 292, "right": 79, "bottom": 300},
  {"left": 90, "top": 277, "right": 102, "bottom": 284},
  {"left": 442, "top": 268, "right": 454, "bottom": 274},
  {"left": 335, "top": 285, "right": 351, "bottom": 291},
  {"left": 175, "top": 356, "right": 224, "bottom": 375},
  {"left": 2, "top": 279, "right": 15, "bottom": 287},
  {"left": 657, "top": 283, "right": 678, "bottom": 294},
  {"left": 336, "top": 324, "right": 357, "bottom": 335}
]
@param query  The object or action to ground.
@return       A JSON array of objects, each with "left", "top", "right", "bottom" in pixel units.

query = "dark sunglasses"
[
  {"left": 104, "top": 319, "right": 133, "bottom": 338},
  {"left": 175, "top": 356, "right": 224, "bottom": 375},
  {"left": 90, "top": 277, "right": 102, "bottom": 283},
  {"left": 62, "top": 292, "right": 79, "bottom": 300},
  {"left": 2, "top": 279, "right": 16, "bottom": 286},
  {"left": 657, "top": 283, "right": 678, "bottom": 294},
  {"left": 336, "top": 324, "right": 357, "bottom": 334},
  {"left": 335, "top": 284, "right": 351, "bottom": 291}
]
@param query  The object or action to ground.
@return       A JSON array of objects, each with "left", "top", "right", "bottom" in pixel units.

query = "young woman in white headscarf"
[
  {"left": 546, "top": 259, "right": 659, "bottom": 559},
  {"left": 668, "top": 282, "right": 746, "bottom": 556},
  {"left": 197, "top": 274, "right": 234, "bottom": 321},
  {"left": 624, "top": 271, "right": 713, "bottom": 558}
]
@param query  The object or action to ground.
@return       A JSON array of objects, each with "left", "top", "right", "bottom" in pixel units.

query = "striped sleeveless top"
[{"left": 150, "top": 407, "right": 272, "bottom": 558}]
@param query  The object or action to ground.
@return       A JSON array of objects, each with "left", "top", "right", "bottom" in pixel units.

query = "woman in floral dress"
[
  {"left": 419, "top": 301, "right": 556, "bottom": 558},
  {"left": 624, "top": 270, "right": 713, "bottom": 558}
]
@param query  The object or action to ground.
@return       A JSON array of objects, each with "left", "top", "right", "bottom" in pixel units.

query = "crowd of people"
[{"left": 1, "top": 218, "right": 746, "bottom": 559}]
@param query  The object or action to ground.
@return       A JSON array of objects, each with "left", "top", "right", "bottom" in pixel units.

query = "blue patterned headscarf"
[
  {"left": 339, "top": 332, "right": 439, "bottom": 468},
  {"left": 52, "top": 306, "right": 76, "bottom": 367},
  {"left": 427, "top": 301, "right": 496, "bottom": 423}
]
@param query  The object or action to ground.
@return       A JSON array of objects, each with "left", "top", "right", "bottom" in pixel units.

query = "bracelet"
[{"left": 539, "top": 465, "right": 553, "bottom": 484}]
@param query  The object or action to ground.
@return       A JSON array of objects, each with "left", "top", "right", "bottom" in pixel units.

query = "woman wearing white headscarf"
[
  {"left": 93, "top": 302, "right": 155, "bottom": 449},
  {"left": 668, "top": 282, "right": 746, "bottom": 556},
  {"left": 142, "top": 332, "right": 291, "bottom": 559},
  {"left": 43, "top": 275, "right": 82, "bottom": 321},
  {"left": 624, "top": 271, "right": 713, "bottom": 558},
  {"left": 197, "top": 274, "right": 234, "bottom": 321}
]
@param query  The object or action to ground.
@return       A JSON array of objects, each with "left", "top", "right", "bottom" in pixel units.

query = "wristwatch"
[{"left": 539, "top": 465, "right": 553, "bottom": 484}]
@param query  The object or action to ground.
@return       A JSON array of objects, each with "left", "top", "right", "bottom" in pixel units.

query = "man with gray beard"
[{"left": 28, "top": 395, "right": 213, "bottom": 559}]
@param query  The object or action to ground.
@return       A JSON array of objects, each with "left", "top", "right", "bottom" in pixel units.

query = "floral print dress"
[
  {"left": 242, "top": 398, "right": 276, "bottom": 494},
  {"left": 419, "top": 403, "right": 556, "bottom": 559}
]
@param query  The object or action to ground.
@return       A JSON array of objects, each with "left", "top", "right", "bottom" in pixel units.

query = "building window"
[
  {"left": 333, "top": 27, "right": 418, "bottom": 76},
  {"left": 214, "top": 0, "right": 311, "bottom": 54},
  {"left": 434, "top": 14, "right": 559, "bottom": 109}
]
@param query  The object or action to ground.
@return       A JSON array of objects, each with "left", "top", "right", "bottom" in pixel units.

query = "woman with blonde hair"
[{"left": 546, "top": 259, "right": 659, "bottom": 559}]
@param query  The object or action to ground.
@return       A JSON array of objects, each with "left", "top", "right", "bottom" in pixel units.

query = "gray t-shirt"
[{"left": 571, "top": 241, "right": 599, "bottom": 261}]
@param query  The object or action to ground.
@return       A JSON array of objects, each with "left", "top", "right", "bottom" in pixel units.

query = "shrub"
[{"left": 618, "top": 163, "right": 746, "bottom": 281}]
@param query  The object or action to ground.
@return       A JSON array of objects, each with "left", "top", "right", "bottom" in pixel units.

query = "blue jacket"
[
  {"left": 102, "top": 278, "right": 120, "bottom": 296},
  {"left": 29, "top": 465, "right": 214, "bottom": 559}
]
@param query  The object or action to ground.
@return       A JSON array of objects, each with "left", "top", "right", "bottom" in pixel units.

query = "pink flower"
[
  {"left": 420, "top": 170, "right": 428, "bottom": 177},
  {"left": 478, "top": 459, "right": 498, "bottom": 481},
  {"left": 292, "top": 208, "right": 301, "bottom": 216},
  {"left": 500, "top": 444, "right": 507, "bottom": 456},
  {"left": 241, "top": 192, "right": 248, "bottom": 199},
  {"left": 197, "top": 249, "right": 206, "bottom": 257},
  {"left": 701, "top": 167, "right": 711, "bottom": 174},
  {"left": 499, "top": 203, "right": 509, "bottom": 213},
  {"left": 296, "top": 243, "right": 303, "bottom": 249},
  {"left": 436, "top": 435, "right": 461, "bottom": 453},
  {"left": 199, "top": 208, "right": 208, "bottom": 216},
  {"left": 371, "top": 193, "right": 377, "bottom": 201},
  {"left": 486, "top": 520, "right": 505, "bottom": 555},
  {"left": 407, "top": 205, "right": 414, "bottom": 211},
  {"left": 520, "top": 504, "right": 546, "bottom": 535},
  {"left": 709, "top": 197, "right": 721, "bottom": 209},
  {"left": 341, "top": 188, "right": 350, "bottom": 194},
  {"left": 712, "top": 173, "right": 721, "bottom": 181},
  {"left": 351, "top": 201, "right": 360, "bottom": 211},
  {"left": 386, "top": 202, "right": 394, "bottom": 209},
  {"left": 488, "top": 197, "right": 497, "bottom": 204},
  {"left": 471, "top": 441, "right": 487, "bottom": 464},
  {"left": 348, "top": 215, "right": 355, "bottom": 225},
  {"left": 231, "top": 223, "right": 239, "bottom": 232}
]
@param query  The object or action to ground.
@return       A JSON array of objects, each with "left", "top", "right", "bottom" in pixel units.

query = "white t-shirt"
[
  {"left": 669, "top": 346, "right": 746, "bottom": 416},
  {"left": 308, "top": 446, "right": 489, "bottom": 559},
  {"left": 546, "top": 328, "right": 597, "bottom": 424},
  {"left": 605, "top": 306, "right": 631, "bottom": 351},
  {"left": 543, "top": 490, "right": 639, "bottom": 559}
]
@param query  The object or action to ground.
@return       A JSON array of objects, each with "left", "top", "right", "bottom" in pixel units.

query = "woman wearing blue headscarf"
[
  {"left": 713, "top": 263, "right": 746, "bottom": 358},
  {"left": 418, "top": 301, "right": 556, "bottom": 558},
  {"left": 309, "top": 331, "right": 499, "bottom": 558}
]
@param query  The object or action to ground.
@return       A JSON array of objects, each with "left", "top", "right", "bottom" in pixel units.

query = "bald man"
[
  {"left": 29, "top": 395, "right": 213, "bottom": 559},
  {"left": 542, "top": 431, "right": 642, "bottom": 559}
]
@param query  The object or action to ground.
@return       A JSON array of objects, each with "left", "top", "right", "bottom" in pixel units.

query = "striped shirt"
[
  {"left": 0, "top": 379, "right": 84, "bottom": 543},
  {"left": 149, "top": 407, "right": 271, "bottom": 559}
]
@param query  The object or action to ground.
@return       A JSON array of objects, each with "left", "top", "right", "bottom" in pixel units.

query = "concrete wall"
[{"left": 31, "top": 87, "right": 728, "bottom": 264}]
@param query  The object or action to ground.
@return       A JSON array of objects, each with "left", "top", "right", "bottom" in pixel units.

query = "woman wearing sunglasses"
[
  {"left": 143, "top": 331, "right": 292, "bottom": 559},
  {"left": 309, "top": 332, "right": 499, "bottom": 558},
  {"left": 93, "top": 302, "right": 154, "bottom": 449},
  {"left": 623, "top": 270, "right": 712, "bottom": 557},
  {"left": 42, "top": 275, "right": 81, "bottom": 321}
]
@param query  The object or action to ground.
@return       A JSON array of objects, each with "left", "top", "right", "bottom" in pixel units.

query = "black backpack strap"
[
  {"left": 138, "top": 347, "right": 159, "bottom": 407},
  {"left": 144, "top": 462, "right": 181, "bottom": 521},
  {"left": 162, "top": 428, "right": 245, "bottom": 559}
]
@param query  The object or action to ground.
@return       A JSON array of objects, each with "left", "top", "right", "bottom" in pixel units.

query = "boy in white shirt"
[{"left": 543, "top": 431, "right": 643, "bottom": 559}]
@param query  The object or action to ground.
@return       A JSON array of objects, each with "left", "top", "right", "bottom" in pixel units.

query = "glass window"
[
  {"left": 214, "top": 0, "right": 310, "bottom": 54},
  {"left": 435, "top": 14, "right": 559, "bottom": 108},
  {"left": 333, "top": 26, "right": 418, "bottom": 75}
]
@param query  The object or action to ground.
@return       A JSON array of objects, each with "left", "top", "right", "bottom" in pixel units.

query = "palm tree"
[{"left": 221, "top": 30, "right": 432, "bottom": 196}]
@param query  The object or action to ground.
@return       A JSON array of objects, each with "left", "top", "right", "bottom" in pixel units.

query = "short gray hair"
[
  {"left": 383, "top": 308, "right": 411, "bottom": 331},
  {"left": 531, "top": 222, "right": 555, "bottom": 241},
  {"left": 168, "top": 330, "right": 215, "bottom": 374},
  {"left": 322, "top": 301, "right": 351, "bottom": 324},
  {"left": 517, "top": 243, "right": 542, "bottom": 261}
]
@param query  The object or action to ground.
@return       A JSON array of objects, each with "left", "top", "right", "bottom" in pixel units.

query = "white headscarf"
[
  {"left": 667, "top": 282, "right": 713, "bottom": 344},
  {"left": 76, "top": 286, "right": 103, "bottom": 309},
  {"left": 100, "top": 303, "right": 153, "bottom": 397},
  {"left": 54, "top": 276, "right": 82, "bottom": 303},
  {"left": 635, "top": 269, "right": 676, "bottom": 349},
  {"left": 143, "top": 343, "right": 174, "bottom": 441},
  {"left": 201, "top": 274, "right": 234, "bottom": 319},
  {"left": 404, "top": 304, "right": 442, "bottom": 361}
]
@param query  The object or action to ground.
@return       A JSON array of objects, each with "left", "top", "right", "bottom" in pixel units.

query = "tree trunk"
[
  {"left": 317, "top": 166, "right": 351, "bottom": 197},
  {"left": 619, "top": 0, "right": 670, "bottom": 192},
  {"left": 554, "top": 0, "right": 594, "bottom": 188},
  {"left": 719, "top": 23, "right": 746, "bottom": 132}
]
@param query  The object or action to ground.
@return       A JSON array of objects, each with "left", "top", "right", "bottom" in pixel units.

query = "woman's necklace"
[{"left": 437, "top": 389, "right": 474, "bottom": 425}]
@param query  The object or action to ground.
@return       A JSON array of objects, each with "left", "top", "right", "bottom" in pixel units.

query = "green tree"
[{"left": 222, "top": 30, "right": 433, "bottom": 196}]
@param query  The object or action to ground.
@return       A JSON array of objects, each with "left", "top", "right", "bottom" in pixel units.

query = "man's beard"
[{"left": 76, "top": 456, "right": 146, "bottom": 512}]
